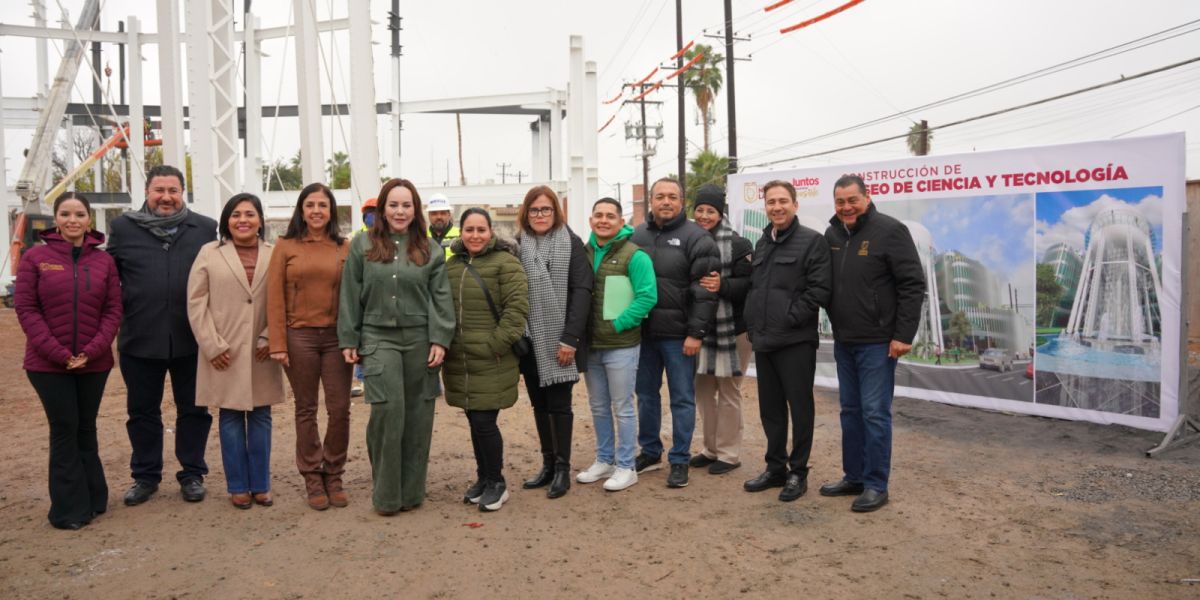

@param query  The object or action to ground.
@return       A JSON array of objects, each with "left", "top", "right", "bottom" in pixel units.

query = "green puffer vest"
[
  {"left": 587, "top": 237, "right": 642, "bottom": 350},
  {"left": 442, "top": 238, "right": 529, "bottom": 411}
]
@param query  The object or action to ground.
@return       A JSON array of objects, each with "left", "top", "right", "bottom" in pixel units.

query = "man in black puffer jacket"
[
  {"left": 818, "top": 174, "right": 925, "bottom": 514},
  {"left": 630, "top": 177, "right": 720, "bottom": 488},
  {"left": 741, "top": 180, "right": 832, "bottom": 503}
]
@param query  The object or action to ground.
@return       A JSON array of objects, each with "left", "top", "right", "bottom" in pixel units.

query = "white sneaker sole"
[
  {"left": 603, "top": 478, "right": 638, "bottom": 492},
  {"left": 576, "top": 467, "right": 616, "bottom": 484},
  {"left": 480, "top": 489, "right": 509, "bottom": 511}
]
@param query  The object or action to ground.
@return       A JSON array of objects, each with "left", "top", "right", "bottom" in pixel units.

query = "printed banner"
[{"left": 727, "top": 134, "right": 1186, "bottom": 432}]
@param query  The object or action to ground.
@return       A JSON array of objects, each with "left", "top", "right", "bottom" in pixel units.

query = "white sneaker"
[
  {"left": 576, "top": 461, "right": 616, "bottom": 484},
  {"left": 603, "top": 468, "right": 638, "bottom": 491}
]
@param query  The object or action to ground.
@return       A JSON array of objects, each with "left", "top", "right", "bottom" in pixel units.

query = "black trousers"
[
  {"left": 466, "top": 409, "right": 504, "bottom": 483},
  {"left": 519, "top": 353, "right": 575, "bottom": 415},
  {"left": 121, "top": 353, "right": 212, "bottom": 484},
  {"left": 28, "top": 370, "right": 110, "bottom": 527},
  {"left": 755, "top": 342, "right": 817, "bottom": 476}
]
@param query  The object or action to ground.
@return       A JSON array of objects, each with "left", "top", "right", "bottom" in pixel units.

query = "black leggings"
[
  {"left": 466, "top": 409, "right": 503, "bottom": 483},
  {"left": 28, "top": 370, "right": 111, "bottom": 527},
  {"left": 519, "top": 353, "right": 575, "bottom": 415}
]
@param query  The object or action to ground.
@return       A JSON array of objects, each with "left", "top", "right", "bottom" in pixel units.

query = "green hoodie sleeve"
[
  {"left": 612, "top": 249, "right": 657, "bottom": 333},
  {"left": 337, "top": 236, "right": 366, "bottom": 349},
  {"left": 426, "top": 248, "right": 456, "bottom": 348}
]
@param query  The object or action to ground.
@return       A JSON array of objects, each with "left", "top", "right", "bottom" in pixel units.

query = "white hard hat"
[{"left": 426, "top": 193, "right": 451, "bottom": 212}]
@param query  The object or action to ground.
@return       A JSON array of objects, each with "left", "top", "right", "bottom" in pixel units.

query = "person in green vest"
[
  {"left": 338, "top": 178, "right": 454, "bottom": 516},
  {"left": 426, "top": 193, "right": 460, "bottom": 258},
  {"left": 575, "top": 198, "right": 657, "bottom": 492},
  {"left": 442, "top": 208, "right": 529, "bottom": 512}
]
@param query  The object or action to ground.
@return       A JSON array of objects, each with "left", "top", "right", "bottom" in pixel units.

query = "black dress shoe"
[
  {"left": 851, "top": 489, "right": 889, "bottom": 512},
  {"left": 743, "top": 470, "right": 787, "bottom": 492},
  {"left": 708, "top": 460, "right": 740, "bottom": 475},
  {"left": 180, "top": 478, "right": 206, "bottom": 503},
  {"left": 819, "top": 479, "right": 865, "bottom": 497},
  {"left": 123, "top": 481, "right": 158, "bottom": 506},
  {"left": 778, "top": 473, "right": 807, "bottom": 502},
  {"left": 52, "top": 521, "right": 87, "bottom": 531},
  {"left": 688, "top": 454, "right": 716, "bottom": 468}
]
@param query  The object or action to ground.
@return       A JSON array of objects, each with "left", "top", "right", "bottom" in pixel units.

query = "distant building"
[
  {"left": 934, "top": 249, "right": 1025, "bottom": 352},
  {"left": 1042, "top": 242, "right": 1083, "bottom": 328}
]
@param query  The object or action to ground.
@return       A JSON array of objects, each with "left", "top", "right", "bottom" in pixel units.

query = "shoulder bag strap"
[{"left": 464, "top": 262, "right": 501, "bottom": 323}]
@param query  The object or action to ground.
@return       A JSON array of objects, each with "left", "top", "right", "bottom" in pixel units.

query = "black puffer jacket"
[
  {"left": 631, "top": 212, "right": 720, "bottom": 339},
  {"left": 744, "top": 216, "right": 832, "bottom": 353},
  {"left": 824, "top": 202, "right": 926, "bottom": 345}
]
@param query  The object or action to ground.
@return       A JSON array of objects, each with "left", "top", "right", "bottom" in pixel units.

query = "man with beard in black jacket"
[
  {"left": 820, "top": 174, "right": 925, "bottom": 513},
  {"left": 631, "top": 177, "right": 720, "bottom": 489},
  {"left": 741, "top": 180, "right": 831, "bottom": 502}
]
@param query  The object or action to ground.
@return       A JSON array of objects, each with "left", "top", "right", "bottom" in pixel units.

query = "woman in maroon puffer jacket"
[{"left": 15, "top": 192, "right": 123, "bottom": 531}]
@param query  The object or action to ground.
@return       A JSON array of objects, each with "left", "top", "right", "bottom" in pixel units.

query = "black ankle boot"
[
  {"left": 523, "top": 453, "right": 554, "bottom": 489},
  {"left": 547, "top": 463, "right": 571, "bottom": 498},
  {"left": 522, "top": 410, "right": 554, "bottom": 489}
]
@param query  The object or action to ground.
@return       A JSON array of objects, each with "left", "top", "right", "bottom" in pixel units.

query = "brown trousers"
[
  {"left": 284, "top": 327, "right": 353, "bottom": 493},
  {"left": 694, "top": 333, "right": 752, "bottom": 464}
]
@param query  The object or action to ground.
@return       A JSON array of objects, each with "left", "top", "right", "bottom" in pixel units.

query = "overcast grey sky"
[{"left": 3, "top": 0, "right": 1198, "bottom": 198}]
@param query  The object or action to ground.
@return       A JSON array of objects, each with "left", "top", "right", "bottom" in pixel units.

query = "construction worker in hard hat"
[
  {"left": 359, "top": 197, "right": 378, "bottom": 233},
  {"left": 426, "top": 193, "right": 459, "bottom": 258}
]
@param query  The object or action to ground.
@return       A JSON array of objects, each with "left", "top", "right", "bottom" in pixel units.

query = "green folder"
[{"left": 602, "top": 275, "right": 634, "bottom": 320}]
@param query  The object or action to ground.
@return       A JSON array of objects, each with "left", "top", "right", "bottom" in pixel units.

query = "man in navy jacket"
[{"left": 108, "top": 165, "right": 218, "bottom": 506}]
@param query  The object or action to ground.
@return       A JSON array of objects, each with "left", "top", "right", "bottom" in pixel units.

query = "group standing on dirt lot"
[{"left": 15, "top": 164, "right": 925, "bottom": 527}]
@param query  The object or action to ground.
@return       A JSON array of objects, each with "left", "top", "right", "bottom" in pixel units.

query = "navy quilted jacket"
[{"left": 15, "top": 229, "right": 123, "bottom": 373}]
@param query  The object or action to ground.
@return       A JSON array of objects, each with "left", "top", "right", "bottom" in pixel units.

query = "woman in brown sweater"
[{"left": 267, "top": 182, "right": 352, "bottom": 510}]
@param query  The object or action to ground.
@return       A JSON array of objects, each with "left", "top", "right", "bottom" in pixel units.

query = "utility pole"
[
  {"left": 675, "top": 0, "right": 686, "bottom": 193},
  {"left": 496, "top": 162, "right": 511, "bottom": 184},
  {"left": 515, "top": 170, "right": 526, "bottom": 184},
  {"left": 724, "top": 0, "right": 737, "bottom": 174},
  {"left": 624, "top": 83, "right": 663, "bottom": 219},
  {"left": 388, "top": 0, "right": 403, "bottom": 173}
]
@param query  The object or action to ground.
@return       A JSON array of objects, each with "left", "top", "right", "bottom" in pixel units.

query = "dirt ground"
[{"left": 0, "top": 309, "right": 1197, "bottom": 600}]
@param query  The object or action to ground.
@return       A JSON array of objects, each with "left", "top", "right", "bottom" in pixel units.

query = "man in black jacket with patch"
[
  {"left": 741, "top": 180, "right": 831, "bottom": 502},
  {"left": 819, "top": 174, "right": 925, "bottom": 513},
  {"left": 108, "top": 165, "right": 218, "bottom": 506},
  {"left": 631, "top": 177, "right": 720, "bottom": 488}
]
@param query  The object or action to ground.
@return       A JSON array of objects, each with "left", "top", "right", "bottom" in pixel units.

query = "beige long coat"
[{"left": 187, "top": 240, "right": 284, "bottom": 411}]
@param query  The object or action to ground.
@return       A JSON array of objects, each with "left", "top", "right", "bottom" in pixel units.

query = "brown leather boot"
[
  {"left": 305, "top": 475, "right": 329, "bottom": 511},
  {"left": 230, "top": 492, "right": 252, "bottom": 510},
  {"left": 325, "top": 476, "right": 349, "bottom": 508}
]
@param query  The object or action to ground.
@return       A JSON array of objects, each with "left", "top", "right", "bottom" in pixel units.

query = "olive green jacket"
[
  {"left": 337, "top": 232, "right": 455, "bottom": 350},
  {"left": 442, "top": 237, "right": 529, "bottom": 411}
]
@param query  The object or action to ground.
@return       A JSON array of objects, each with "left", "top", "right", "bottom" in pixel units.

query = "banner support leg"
[{"left": 1146, "top": 414, "right": 1200, "bottom": 457}]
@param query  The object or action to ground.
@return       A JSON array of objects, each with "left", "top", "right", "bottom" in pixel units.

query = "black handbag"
[{"left": 465, "top": 263, "right": 531, "bottom": 357}]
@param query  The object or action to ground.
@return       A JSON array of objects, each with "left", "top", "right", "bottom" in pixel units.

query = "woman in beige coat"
[{"left": 187, "top": 193, "right": 284, "bottom": 509}]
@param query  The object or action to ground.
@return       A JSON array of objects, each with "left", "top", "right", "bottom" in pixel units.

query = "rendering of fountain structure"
[
  {"left": 902, "top": 220, "right": 945, "bottom": 359},
  {"left": 1036, "top": 205, "right": 1162, "bottom": 416}
]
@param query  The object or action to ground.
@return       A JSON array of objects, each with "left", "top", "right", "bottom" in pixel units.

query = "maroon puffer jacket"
[{"left": 15, "top": 229, "right": 123, "bottom": 373}]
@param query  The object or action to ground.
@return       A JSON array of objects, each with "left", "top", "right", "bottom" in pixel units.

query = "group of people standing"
[{"left": 16, "top": 163, "right": 924, "bottom": 530}]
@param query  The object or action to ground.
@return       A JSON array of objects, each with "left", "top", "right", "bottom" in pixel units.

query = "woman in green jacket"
[
  {"left": 443, "top": 208, "right": 529, "bottom": 512},
  {"left": 338, "top": 178, "right": 454, "bottom": 516}
]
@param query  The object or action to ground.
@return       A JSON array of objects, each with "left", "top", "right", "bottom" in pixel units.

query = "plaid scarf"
[
  {"left": 696, "top": 220, "right": 740, "bottom": 377},
  {"left": 518, "top": 226, "right": 579, "bottom": 386},
  {"left": 124, "top": 203, "right": 190, "bottom": 243}
]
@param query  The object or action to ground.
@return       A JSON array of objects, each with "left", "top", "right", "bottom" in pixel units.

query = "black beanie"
[{"left": 694, "top": 184, "right": 726, "bottom": 215}]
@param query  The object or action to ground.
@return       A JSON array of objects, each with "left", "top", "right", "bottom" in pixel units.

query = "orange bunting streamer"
[
  {"left": 763, "top": 0, "right": 794, "bottom": 12},
  {"left": 670, "top": 40, "right": 695, "bottom": 61},
  {"left": 780, "top": 0, "right": 865, "bottom": 34},
  {"left": 630, "top": 81, "right": 664, "bottom": 101},
  {"left": 598, "top": 113, "right": 617, "bottom": 133},
  {"left": 633, "top": 67, "right": 659, "bottom": 87},
  {"left": 602, "top": 89, "right": 624, "bottom": 105},
  {"left": 665, "top": 53, "right": 704, "bottom": 80}
]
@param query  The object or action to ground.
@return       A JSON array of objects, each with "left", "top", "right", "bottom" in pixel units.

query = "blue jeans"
[
  {"left": 218, "top": 407, "right": 273, "bottom": 494},
  {"left": 833, "top": 342, "right": 896, "bottom": 493},
  {"left": 585, "top": 345, "right": 641, "bottom": 470},
  {"left": 636, "top": 338, "right": 697, "bottom": 465}
]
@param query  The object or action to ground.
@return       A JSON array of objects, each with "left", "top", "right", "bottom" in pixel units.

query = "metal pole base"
[{"left": 1146, "top": 414, "right": 1200, "bottom": 457}]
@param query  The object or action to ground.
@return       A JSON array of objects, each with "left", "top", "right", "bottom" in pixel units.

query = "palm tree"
[
  {"left": 455, "top": 113, "right": 466, "bottom": 186},
  {"left": 683, "top": 150, "right": 729, "bottom": 213},
  {"left": 326, "top": 151, "right": 351, "bottom": 189},
  {"left": 681, "top": 44, "right": 724, "bottom": 152},
  {"left": 906, "top": 120, "right": 932, "bottom": 156}
]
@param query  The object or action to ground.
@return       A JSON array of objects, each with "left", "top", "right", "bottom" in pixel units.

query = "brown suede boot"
[
  {"left": 305, "top": 474, "right": 329, "bottom": 511},
  {"left": 325, "top": 475, "right": 349, "bottom": 508}
]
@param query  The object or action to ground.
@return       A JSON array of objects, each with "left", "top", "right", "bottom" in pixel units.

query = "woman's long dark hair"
[
  {"left": 217, "top": 193, "right": 265, "bottom": 245},
  {"left": 282, "top": 182, "right": 344, "bottom": 244},
  {"left": 366, "top": 178, "right": 430, "bottom": 265}
]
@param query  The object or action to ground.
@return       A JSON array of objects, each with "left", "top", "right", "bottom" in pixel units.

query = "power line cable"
[{"left": 744, "top": 55, "right": 1200, "bottom": 168}]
